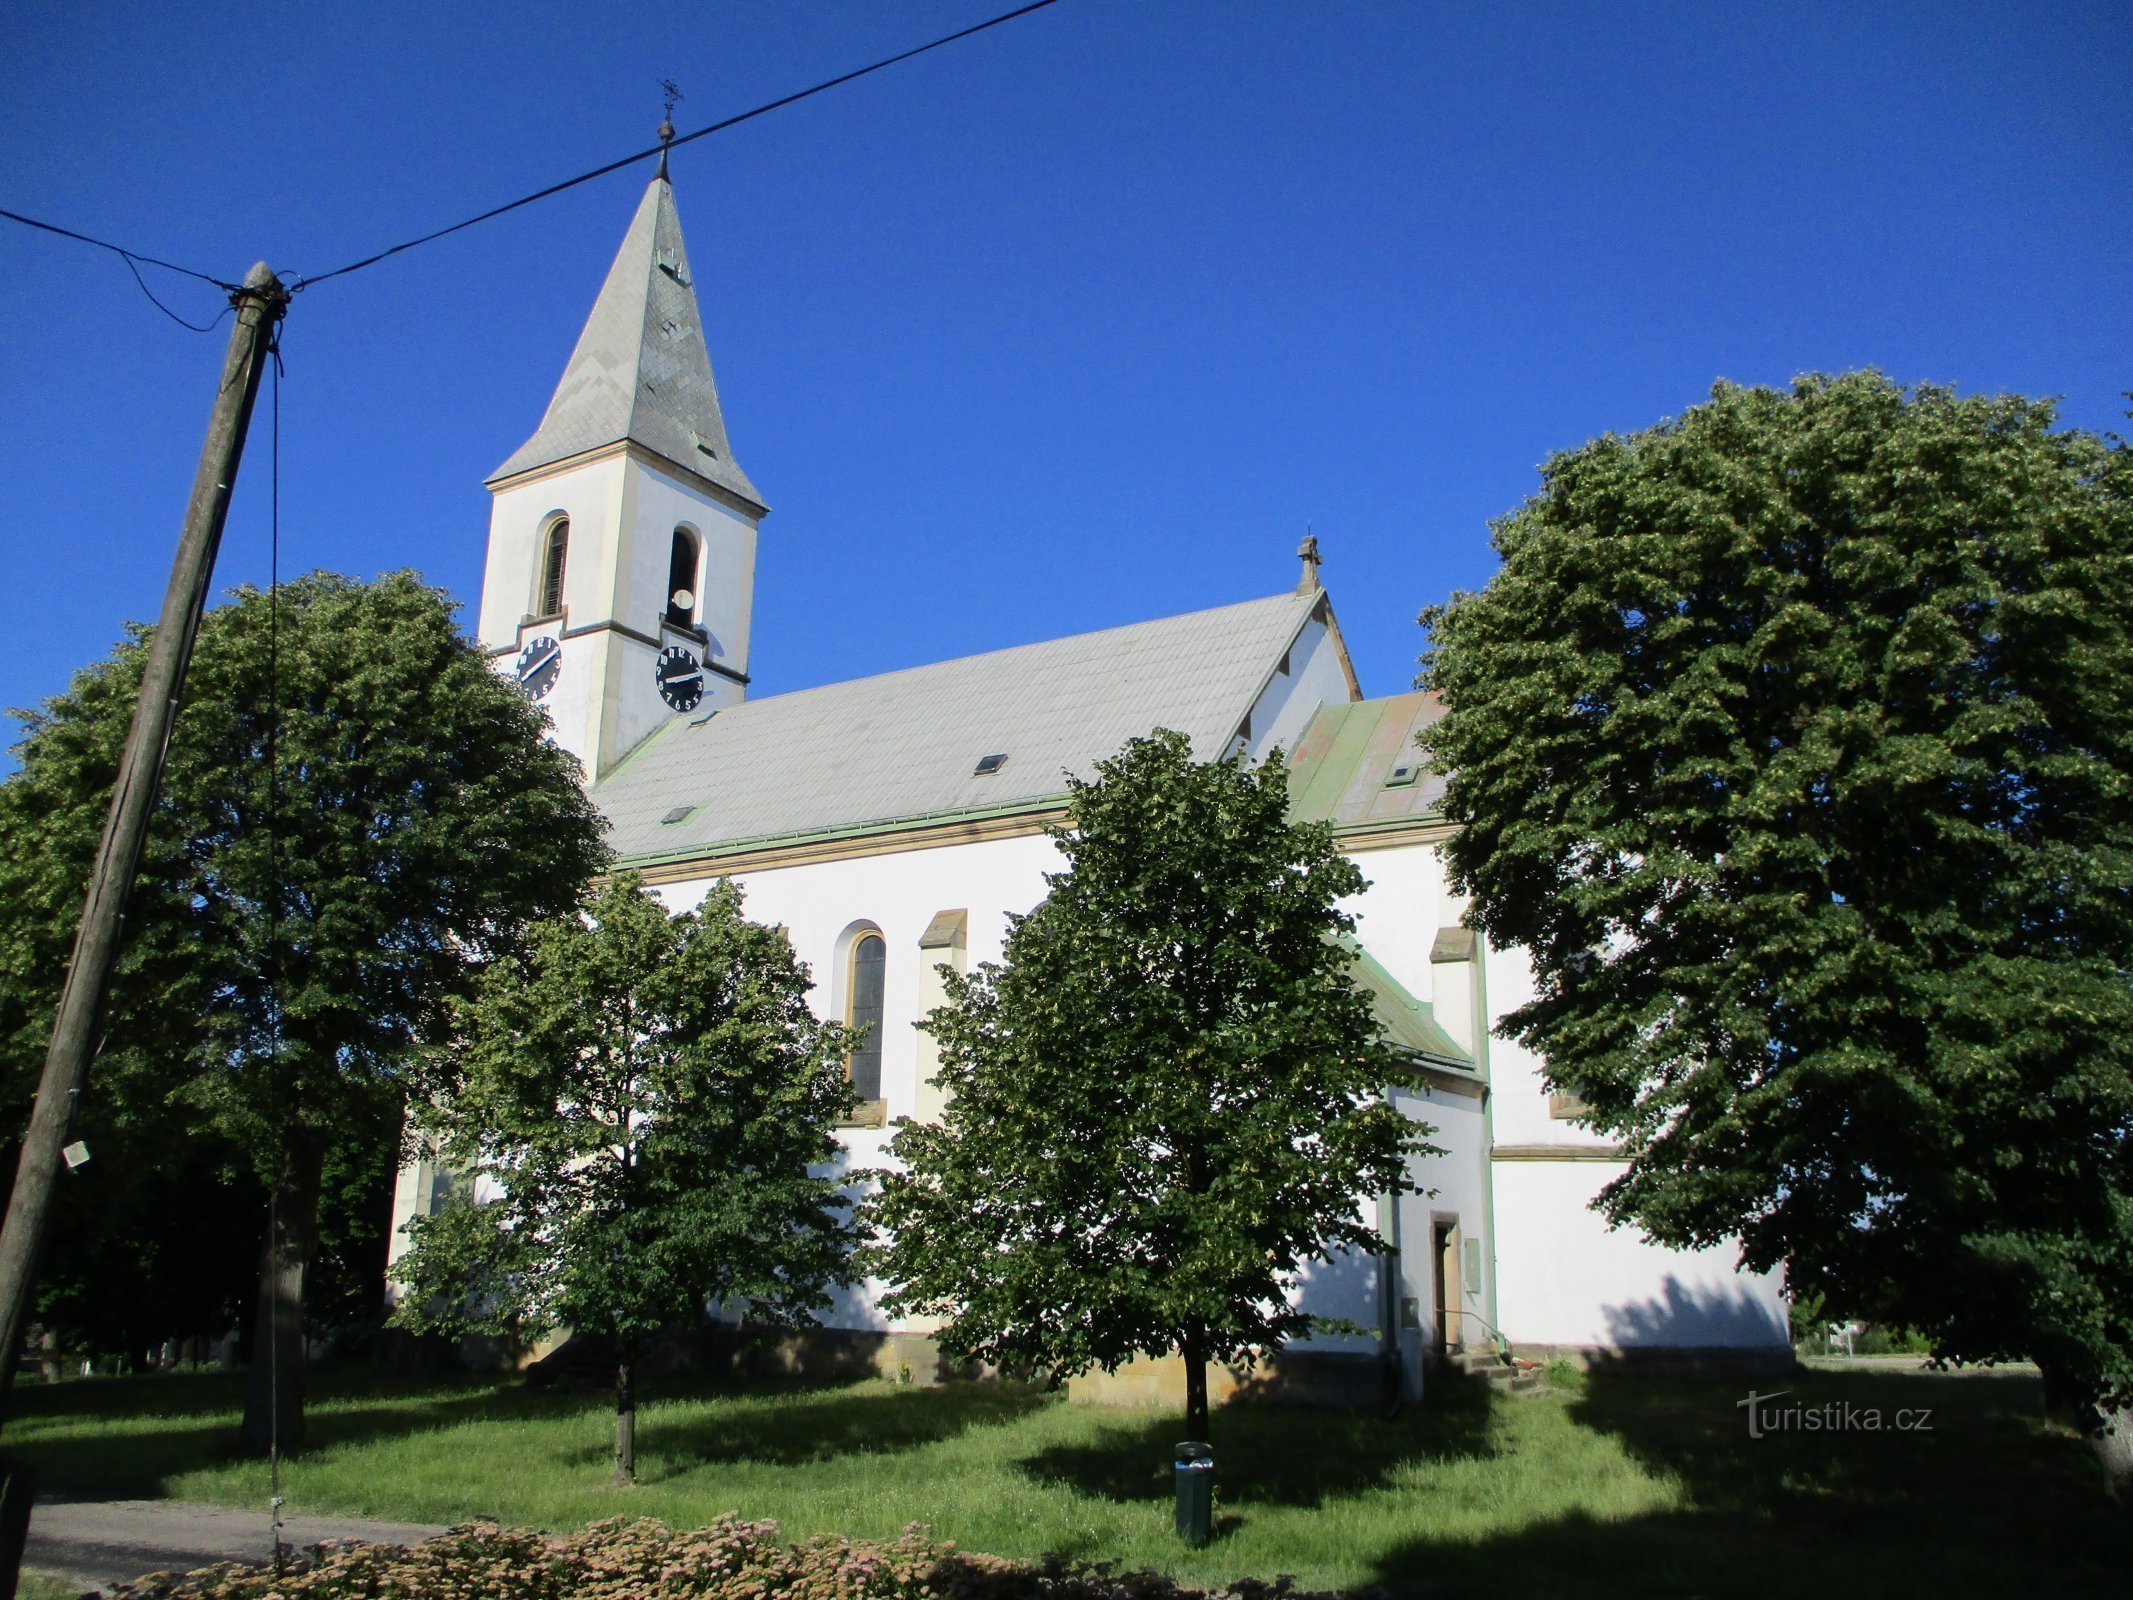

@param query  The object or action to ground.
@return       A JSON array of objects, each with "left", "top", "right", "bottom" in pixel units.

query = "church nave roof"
[{"left": 594, "top": 589, "right": 1330, "bottom": 865}]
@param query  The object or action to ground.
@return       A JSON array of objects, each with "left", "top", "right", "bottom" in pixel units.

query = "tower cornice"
[{"left": 485, "top": 438, "right": 770, "bottom": 520}]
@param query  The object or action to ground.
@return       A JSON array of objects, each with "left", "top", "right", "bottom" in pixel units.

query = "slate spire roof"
[{"left": 489, "top": 175, "right": 765, "bottom": 510}]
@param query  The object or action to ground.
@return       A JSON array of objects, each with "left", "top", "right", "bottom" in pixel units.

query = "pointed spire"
[{"left": 489, "top": 175, "right": 764, "bottom": 512}]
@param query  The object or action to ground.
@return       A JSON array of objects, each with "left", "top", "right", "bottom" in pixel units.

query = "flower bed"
[{"left": 107, "top": 1518, "right": 1338, "bottom": 1600}]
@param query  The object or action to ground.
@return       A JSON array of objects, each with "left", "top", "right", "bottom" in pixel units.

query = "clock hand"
[{"left": 521, "top": 646, "right": 559, "bottom": 676}]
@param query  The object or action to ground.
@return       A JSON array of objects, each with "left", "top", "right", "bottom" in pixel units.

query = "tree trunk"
[
  {"left": 2038, "top": 1359, "right": 2133, "bottom": 1505},
  {"left": 612, "top": 1351, "right": 637, "bottom": 1485},
  {"left": 2088, "top": 1400, "right": 2133, "bottom": 1504},
  {"left": 239, "top": 1136, "right": 324, "bottom": 1458},
  {"left": 1181, "top": 1328, "right": 1210, "bottom": 1444}
]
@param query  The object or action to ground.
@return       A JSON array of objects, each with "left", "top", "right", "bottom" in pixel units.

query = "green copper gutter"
[
  {"left": 612, "top": 791, "right": 1073, "bottom": 872},
  {"left": 613, "top": 795, "right": 1446, "bottom": 877}
]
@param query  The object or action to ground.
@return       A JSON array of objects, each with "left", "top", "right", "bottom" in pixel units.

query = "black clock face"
[
  {"left": 656, "top": 645, "right": 704, "bottom": 712},
  {"left": 515, "top": 636, "right": 560, "bottom": 702}
]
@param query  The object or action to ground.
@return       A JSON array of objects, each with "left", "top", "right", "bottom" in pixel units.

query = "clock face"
[
  {"left": 515, "top": 636, "right": 560, "bottom": 702},
  {"left": 656, "top": 644, "right": 704, "bottom": 712}
]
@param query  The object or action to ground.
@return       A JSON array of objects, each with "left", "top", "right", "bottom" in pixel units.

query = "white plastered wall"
[
  {"left": 614, "top": 460, "right": 757, "bottom": 677},
  {"left": 479, "top": 456, "right": 631, "bottom": 648},
  {"left": 1475, "top": 869, "right": 1789, "bottom": 1351},
  {"left": 1340, "top": 844, "right": 1457, "bottom": 1008},
  {"left": 1242, "top": 616, "right": 1356, "bottom": 761},
  {"left": 1395, "top": 1088, "right": 1489, "bottom": 1371},
  {"left": 1317, "top": 843, "right": 1494, "bottom": 1378},
  {"left": 1491, "top": 1159, "right": 1787, "bottom": 1349}
]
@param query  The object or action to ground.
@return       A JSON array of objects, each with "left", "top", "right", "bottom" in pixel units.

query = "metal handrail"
[{"left": 1447, "top": 1306, "right": 1515, "bottom": 1359}]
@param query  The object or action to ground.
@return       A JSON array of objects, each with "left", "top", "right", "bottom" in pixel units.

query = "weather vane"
[{"left": 657, "top": 79, "right": 684, "bottom": 177}]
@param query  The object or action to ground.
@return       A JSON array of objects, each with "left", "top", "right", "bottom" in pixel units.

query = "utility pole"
[{"left": 0, "top": 261, "right": 285, "bottom": 1600}]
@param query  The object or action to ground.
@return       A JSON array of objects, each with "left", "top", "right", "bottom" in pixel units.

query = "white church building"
[{"left": 391, "top": 172, "right": 1790, "bottom": 1395}]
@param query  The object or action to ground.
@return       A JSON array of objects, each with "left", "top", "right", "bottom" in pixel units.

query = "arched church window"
[
  {"left": 846, "top": 931, "right": 886, "bottom": 1104},
  {"left": 666, "top": 526, "right": 700, "bottom": 627},
  {"left": 537, "top": 518, "right": 569, "bottom": 618}
]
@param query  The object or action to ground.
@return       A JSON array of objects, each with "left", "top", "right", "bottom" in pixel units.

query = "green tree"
[
  {"left": 1419, "top": 373, "right": 2133, "bottom": 1490},
  {"left": 390, "top": 874, "right": 860, "bottom": 1482},
  {"left": 0, "top": 571, "right": 606, "bottom": 1450},
  {"left": 866, "top": 730, "right": 1432, "bottom": 1441}
]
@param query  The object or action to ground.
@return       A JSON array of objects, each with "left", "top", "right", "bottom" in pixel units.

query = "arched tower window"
[
  {"left": 846, "top": 931, "right": 886, "bottom": 1103},
  {"left": 536, "top": 517, "right": 569, "bottom": 618},
  {"left": 666, "top": 526, "right": 701, "bottom": 627}
]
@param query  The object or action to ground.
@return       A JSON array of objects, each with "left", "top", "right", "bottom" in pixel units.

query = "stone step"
[{"left": 1439, "top": 1349, "right": 1542, "bottom": 1393}]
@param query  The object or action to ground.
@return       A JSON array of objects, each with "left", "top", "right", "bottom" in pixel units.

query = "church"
[{"left": 389, "top": 171, "right": 1790, "bottom": 1394}]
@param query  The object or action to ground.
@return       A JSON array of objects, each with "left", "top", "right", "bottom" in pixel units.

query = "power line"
[
  {"left": 0, "top": 206, "right": 236, "bottom": 288},
  {"left": 119, "top": 253, "right": 235, "bottom": 334},
  {"left": 288, "top": 0, "right": 1063, "bottom": 291},
  {"left": 3, "top": 1, "right": 1063, "bottom": 319},
  {"left": 0, "top": 204, "right": 241, "bottom": 328}
]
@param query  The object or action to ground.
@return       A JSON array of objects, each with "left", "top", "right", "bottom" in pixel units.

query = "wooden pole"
[
  {"left": 0, "top": 258, "right": 283, "bottom": 1600},
  {"left": 0, "top": 263, "right": 287, "bottom": 1421}
]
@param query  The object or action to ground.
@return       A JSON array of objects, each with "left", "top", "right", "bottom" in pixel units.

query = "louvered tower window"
[
  {"left": 666, "top": 527, "right": 700, "bottom": 626},
  {"left": 537, "top": 518, "right": 569, "bottom": 618}
]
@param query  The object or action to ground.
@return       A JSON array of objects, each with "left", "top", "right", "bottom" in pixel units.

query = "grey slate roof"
[
  {"left": 489, "top": 176, "right": 764, "bottom": 509},
  {"left": 596, "top": 591, "right": 1323, "bottom": 863}
]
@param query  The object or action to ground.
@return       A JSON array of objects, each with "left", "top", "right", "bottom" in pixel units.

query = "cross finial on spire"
[
  {"left": 1296, "top": 531, "right": 1322, "bottom": 594},
  {"left": 657, "top": 78, "right": 683, "bottom": 180}
]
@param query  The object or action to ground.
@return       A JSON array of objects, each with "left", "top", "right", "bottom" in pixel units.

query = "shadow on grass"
[
  {"left": 10, "top": 1371, "right": 549, "bottom": 1500},
  {"left": 10, "top": 1371, "right": 251, "bottom": 1426},
  {"left": 617, "top": 1381, "right": 1053, "bottom": 1483},
  {"left": 10, "top": 1369, "right": 1056, "bottom": 1502},
  {"left": 1018, "top": 1373, "right": 1496, "bottom": 1512},
  {"left": 1365, "top": 1366, "right": 2133, "bottom": 1600}
]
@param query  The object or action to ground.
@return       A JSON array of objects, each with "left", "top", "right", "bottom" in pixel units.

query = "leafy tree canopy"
[
  {"left": 391, "top": 874, "right": 860, "bottom": 1479},
  {"left": 866, "top": 730, "right": 1434, "bottom": 1439},
  {"left": 0, "top": 571, "right": 607, "bottom": 1440},
  {"left": 1419, "top": 373, "right": 2133, "bottom": 1466}
]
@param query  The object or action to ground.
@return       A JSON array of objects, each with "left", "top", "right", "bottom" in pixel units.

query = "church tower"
[{"left": 477, "top": 171, "right": 766, "bottom": 782}]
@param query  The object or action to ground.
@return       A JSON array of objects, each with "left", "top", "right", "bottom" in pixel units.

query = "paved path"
[{"left": 26, "top": 1500, "right": 446, "bottom": 1592}]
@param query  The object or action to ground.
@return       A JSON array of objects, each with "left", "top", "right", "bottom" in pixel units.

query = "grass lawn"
[{"left": 8, "top": 1362, "right": 2126, "bottom": 1598}]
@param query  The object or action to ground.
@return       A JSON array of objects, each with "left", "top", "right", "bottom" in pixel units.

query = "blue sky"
[{"left": 3, "top": 1, "right": 2127, "bottom": 772}]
